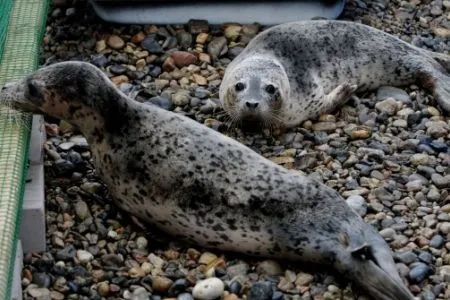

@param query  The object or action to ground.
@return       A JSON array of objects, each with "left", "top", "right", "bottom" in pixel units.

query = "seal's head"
[
  {"left": 1, "top": 61, "right": 116, "bottom": 116},
  {"left": 219, "top": 56, "right": 290, "bottom": 128},
  {"left": 0, "top": 61, "right": 126, "bottom": 134}
]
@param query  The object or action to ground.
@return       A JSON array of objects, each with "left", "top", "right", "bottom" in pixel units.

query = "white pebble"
[
  {"left": 346, "top": 195, "right": 367, "bottom": 217},
  {"left": 76, "top": 250, "right": 93, "bottom": 263},
  {"left": 192, "top": 278, "right": 224, "bottom": 300},
  {"left": 108, "top": 230, "right": 118, "bottom": 239}
]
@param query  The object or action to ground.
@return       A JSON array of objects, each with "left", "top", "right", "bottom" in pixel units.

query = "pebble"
[
  {"left": 346, "top": 195, "right": 367, "bottom": 216},
  {"left": 76, "top": 250, "right": 93, "bottom": 263},
  {"left": 198, "top": 252, "right": 218, "bottom": 265},
  {"left": 256, "top": 260, "right": 283, "bottom": 275},
  {"left": 192, "top": 278, "right": 224, "bottom": 300},
  {"left": 75, "top": 200, "right": 89, "bottom": 220},
  {"left": 207, "top": 37, "right": 227, "bottom": 58},
  {"left": 107, "top": 35, "right": 125, "bottom": 49},
  {"left": 409, "top": 263, "right": 432, "bottom": 283},
  {"left": 376, "top": 86, "right": 411, "bottom": 103},
  {"left": 395, "top": 250, "right": 418, "bottom": 264},
  {"left": 172, "top": 90, "right": 191, "bottom": 106},
  {"left": 130, "top": 287, "right": 150, "bottom": 300},
  {"left": 429, "top": 235, "right": 445, "bottom": 248},
  {"left": 177, "top": 293, "right": 194, "bottom": 300},
  {"left": 247, "top": 282, "right": 273, "bottom": 300},
  {"left": 28, "top": 287, "right": 51, "bottom": 299},
  {"left": 171, "top": 51, "right": 198, "bottom": 67},
  {"left": 152, "top": 276, "right": 173, "bottom": 293},
  {"left": 141, "top": 37, "right": 164, "bottom": 54},
  {"left": 379, "top": 228, "right": 395, "bottom": 239},
  {"left": 32, "top": 272, "right": 51, "bottom": 288},
  {"left": 375, "top": 98, "right": 399, "bottom": 115},
  {"left": 431, "top": 173, "right": 450, "bottom": 188},
  {"left": 312, "top": 122, "right": 336, "bottom": 132}
]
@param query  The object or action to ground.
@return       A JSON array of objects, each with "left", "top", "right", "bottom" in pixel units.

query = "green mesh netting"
[
  {"left": 0, "top": 0, "right": 50, "bottom": 299},
  {"left": 0, "top": 0, "right": 13, "bottom": 60}
]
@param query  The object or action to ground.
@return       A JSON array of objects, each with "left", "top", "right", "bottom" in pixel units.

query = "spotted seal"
[
  {"left": 219, "top": 20, "right": 450, "bottom": 128},
  {"left": 1, "top": 61, "right": 413, "bottom": 300}
]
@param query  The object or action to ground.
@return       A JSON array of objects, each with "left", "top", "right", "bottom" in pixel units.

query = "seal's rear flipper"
[{"left": 337, "top": 225, "right": 414, "bottom": 300}]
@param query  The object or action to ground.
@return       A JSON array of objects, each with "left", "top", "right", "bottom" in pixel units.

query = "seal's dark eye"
[
  {"left": 265, "top": 84, "right": 276, "bottom": 94},
  {"left": 235, "top": 82, "right": 245, "bottom": 92}
]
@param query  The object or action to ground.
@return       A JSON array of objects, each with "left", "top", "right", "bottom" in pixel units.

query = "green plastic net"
[{"left": 0, "top": 0, "right": 50, "bottom": 299}]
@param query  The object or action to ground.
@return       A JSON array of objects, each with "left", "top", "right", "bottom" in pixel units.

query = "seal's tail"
[{"left": 335, "top": 224, "right": 414, "bottom": 300}]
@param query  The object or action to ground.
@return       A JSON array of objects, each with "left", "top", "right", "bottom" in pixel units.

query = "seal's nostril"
[{"left": 246, "top": 102, "right": 259, "bottom": 109}]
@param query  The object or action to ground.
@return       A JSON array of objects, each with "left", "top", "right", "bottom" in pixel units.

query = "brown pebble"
[
  {"left": 162, "top": 57, "right": 176, "bottom": 72},
  {"left": 95, "top": 40, "right": 106, "bottom": 52},
  {"left": 131, "top": 31, "right": 146, "bottom": 44},
  {"left": 163, "top": 249, "right": 180, "bottom": 260},
  {"left": 193, "top": 74, "right": 207, "bottom": 85},
  {"left": 171, "top": 51, "right": 198, "bottom": 68},
  {"left": 109, "top": 284, "right": 121, "bottom": 293},
  {"left": 199, "top": 53, "right": 211, "bottom": 64},
  {"left": 45, "top": 123, "right": 59, "bottom": 137},
  {"left": 224, "top": 294, "right": 239, "bottom": 300},
  {"left": 111, "top": 75, "right": 129, "bottom": 85},
  {"left": 107, "top": 35, "right": 125, "bottom": 50},
  {"left": 152, "top": 276, "right": 173, "bottom": 293}
]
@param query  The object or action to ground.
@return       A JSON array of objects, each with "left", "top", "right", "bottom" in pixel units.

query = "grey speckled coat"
[
  {"left": 220, "top": 20, "right": 450, "bottom": 128},
  {"left": 1, "top": 61, "right": 413, "bottom": 300}
]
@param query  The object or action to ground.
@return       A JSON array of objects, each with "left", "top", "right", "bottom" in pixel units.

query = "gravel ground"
[{"left": 21, "top": 0, "right": 450, "bottom": 299}]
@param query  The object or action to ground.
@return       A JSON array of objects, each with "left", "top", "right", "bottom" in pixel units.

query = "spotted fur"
[
  {"left": 219, "top": 20, "right": 450, "bottom": 128},
  {"left": 1, "top": 61, "right": 413, "bottom": 300}
]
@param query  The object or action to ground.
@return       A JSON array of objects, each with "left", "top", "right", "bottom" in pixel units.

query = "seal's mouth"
[{"left": 0, "top": 81, "right": 42, "bottom": 114}]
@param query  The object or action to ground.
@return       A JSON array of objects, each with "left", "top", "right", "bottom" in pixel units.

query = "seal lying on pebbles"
[
  {"left": 1, "top": 61, "right": 413, "bottom": 300},
  {"left": 219, "top": 20, "right": 450, "bottom": 128}
]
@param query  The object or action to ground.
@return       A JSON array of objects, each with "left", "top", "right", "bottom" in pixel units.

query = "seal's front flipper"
[{"left": 323, "top": 82, "right": 358, "bottom": 113}]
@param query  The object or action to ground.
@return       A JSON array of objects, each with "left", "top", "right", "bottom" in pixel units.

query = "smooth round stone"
[
  {"left": 145, "top": 96, "right": 174, "bottom": 111},
  {"left": 91, "top": 54, "right": 109, "bottom": 68},
  {"left": 247, "top": 282, "right": 273, "bottom": 300},
  {"left": 376, "top": 86, "right": 411, "bottom": 103},
  {"left": 256, "top": 260, "right": 283, "bottom": 276},
  {"left": 168, "top": 279, "right": 188, "bottom": 296},
  {"left": 228, "top": 281, "right": 242, "bottom": 295},
  {"left": 418, "top": 251, "right": 434, "bottom": 264},
  {"left": 408, "top": 263, "right": 432, "bottom": 283},
  {"left": 131, "top": 286, "right": 150, "bottom": 300},
  {"left": 75, "top": 201, "right": 89, "bottom": 220},
  {"left": 346, "top": 195, "right": 367, "bottom": 217},
  {"left": 141, "top": 37, "right": 164, "bottom": 54},
  {"left": 379, "top": 228, "right": 395, "bottom": 239},
  {"left": 76, "top": 250, "right": 93, "bottom": 263},
  {"left": 395, "top": 250, "right": 418, "bottom": 264},
  {"left": 272, "top": 291, "right": 284, "bottom": 300},
  {"left": 422, "top": 289, "right": 436, "bottom": 300},
  {"left": 28, "top": 287, "right": 51, "bottom": 298},
  {"left": 429, "top": 235, "right": 445, "bottom": 249},
  {"left": 177, "top": 293, "right": 194, "bottom": 300},
  {"left": 58, "top": 142, "right": 75, "bottom": 151},
  {"left": 32, "top": 272, "right": 51, "bottom": 288},
  {"left": 192, "top": 278, "right": 224, "bottom": 300},
  {"left": 109, "top": 64, "right": 128, "bottom": 75}
]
